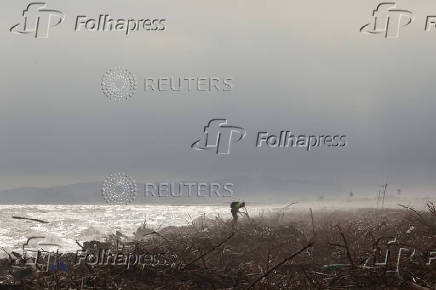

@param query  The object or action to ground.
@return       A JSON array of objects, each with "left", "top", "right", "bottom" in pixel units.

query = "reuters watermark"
[
  {"left": 101, "top": 68, "right": 137, "bottom": 102},
  {"left": 101, "top": 173, "right": 137, "bottom": 205},
  {"left": 144, "top": 77, "right": 233, "bottom": 92},
  {"left": 100, "top": 173, "right": 234, "bottom": 204},
  {"left": 101, "top": 68, "right": 233, "bottom": 102},
  {"left": 144, "top": 182, "right": 234, "bottom": 198}
]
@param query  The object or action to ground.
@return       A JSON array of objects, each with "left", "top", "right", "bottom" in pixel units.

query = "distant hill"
[
  {"left": 0, "top": 177, "right": 345, "bottom": 204},
  {"left": 0, "top": 182, "right": 102, "bottom": 204}
]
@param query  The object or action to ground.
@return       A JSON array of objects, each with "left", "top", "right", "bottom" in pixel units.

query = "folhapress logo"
[
  {"left": 360, "top": 2, "right": 414, "bottom": 38},
  {"left": 192, "top": 119, "right": 349, "bottom": 156},
  {"left": 10, "top": 2, "right": 64, "bottom": 38},
  {"left": 191, "top": 119, "right": 246, "bottom": 155},
  {"left": 10, "top": 3, "right": 166, "bottom": 38}
]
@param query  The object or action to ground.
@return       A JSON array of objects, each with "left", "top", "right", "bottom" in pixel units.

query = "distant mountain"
[
  {"left": 0, "top": 177, "right": 345, "bottom": 204},
  {"left": 0, "top": 182, "right": 102, "bottom": 204}
]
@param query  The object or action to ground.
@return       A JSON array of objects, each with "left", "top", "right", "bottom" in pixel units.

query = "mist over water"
[
  {"left": 0, "top": 197, "right": 431, "bottom": 257},
  {"left": 0, "top": 204, "right": 267, "bottom": 257}
]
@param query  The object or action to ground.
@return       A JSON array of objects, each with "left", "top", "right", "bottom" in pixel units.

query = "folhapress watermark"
[
  {"left": 191, "top": 119, "right": 348, "bottom": 155},
  {"left": 361, "top": 2, "right": 436, "bottom": 38},
  {"left": 75, "top": 249, "right": 177, "bottom": 270},
  {"left": 256, "top": 131, "right": 347, "bottom": 152},
  {"left": 328, "top": 238, "right": 436, "bottom": 275},
  {"left": 361, "top": 3, "right": 414, "bottom": 39},
  {"left": 21, "top": 248, "right": 177, "bottom": 272},
  {"left": 75, "top": 15, "right": 165, "bottom": 34},
  {"left": 191, "top": 119, "right": 246, "bottom": 155},
  {"left": 10, "top": 2, "right": 166, "bottom": 39},
  {"left": 101, "top": 172, "right": 137, "bottom": 205},
  {"left": 144, "top": 182, "right": 234, "bottom": 198},
  {"left": 10, "top": 3, "right": 65, "bottom": 38}
]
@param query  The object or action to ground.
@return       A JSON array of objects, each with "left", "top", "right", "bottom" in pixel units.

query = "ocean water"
[
  {"left": 0, "top": 204, "right": 274, "bottom": 258},
  {"left": 0, "top": 198, "right": 429, "bottom": 258}
]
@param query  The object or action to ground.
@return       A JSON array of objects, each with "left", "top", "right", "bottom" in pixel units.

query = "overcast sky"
[{"left": 1, "top": 0, "right": 436, "bottom": 198}]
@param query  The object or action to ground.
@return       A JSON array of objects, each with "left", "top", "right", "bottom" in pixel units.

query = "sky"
[{"left": 1, "top": 0, "right": 436, "bottom": 198}]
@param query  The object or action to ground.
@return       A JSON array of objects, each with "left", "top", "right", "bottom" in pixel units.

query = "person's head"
[{"left": 241, "top": 202, "right": 245, "bottom": 208}]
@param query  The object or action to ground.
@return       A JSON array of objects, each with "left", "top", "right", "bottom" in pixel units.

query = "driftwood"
[
  {"left": 0, "top": 206, "right": 434, "bottom": 289},
  {"left": 12, "top": 216, "right": 49, "bottom": 224}
]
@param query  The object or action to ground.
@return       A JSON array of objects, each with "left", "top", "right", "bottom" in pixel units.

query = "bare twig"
[
  {"left": 335, "top": 225, "right": 354, "bottom": 269},
  {"left": 245, "top": 242, "right": 314, "bottom": 289},
  {"left": 182, "top": 232, "right": 235, "bottom": 270},
  {"left": 309, "top": 208, "right": 315, "bottom": 238}
]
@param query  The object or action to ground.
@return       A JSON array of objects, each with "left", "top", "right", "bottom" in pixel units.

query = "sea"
[
  {"left": 0, "top": 204, "right": 275, "bottom": 258},
  {"left": 0, "top": 198, "right": 430, "bottom": 258}
]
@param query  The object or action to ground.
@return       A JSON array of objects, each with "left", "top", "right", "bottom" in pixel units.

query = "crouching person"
[{"left": 230, "top": 201, "right": 245, "bottom": 225}]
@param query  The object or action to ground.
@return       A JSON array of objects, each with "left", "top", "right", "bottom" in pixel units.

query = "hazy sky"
[{"left": 1, "top": 0, "right": 436, "bottom": 197}]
